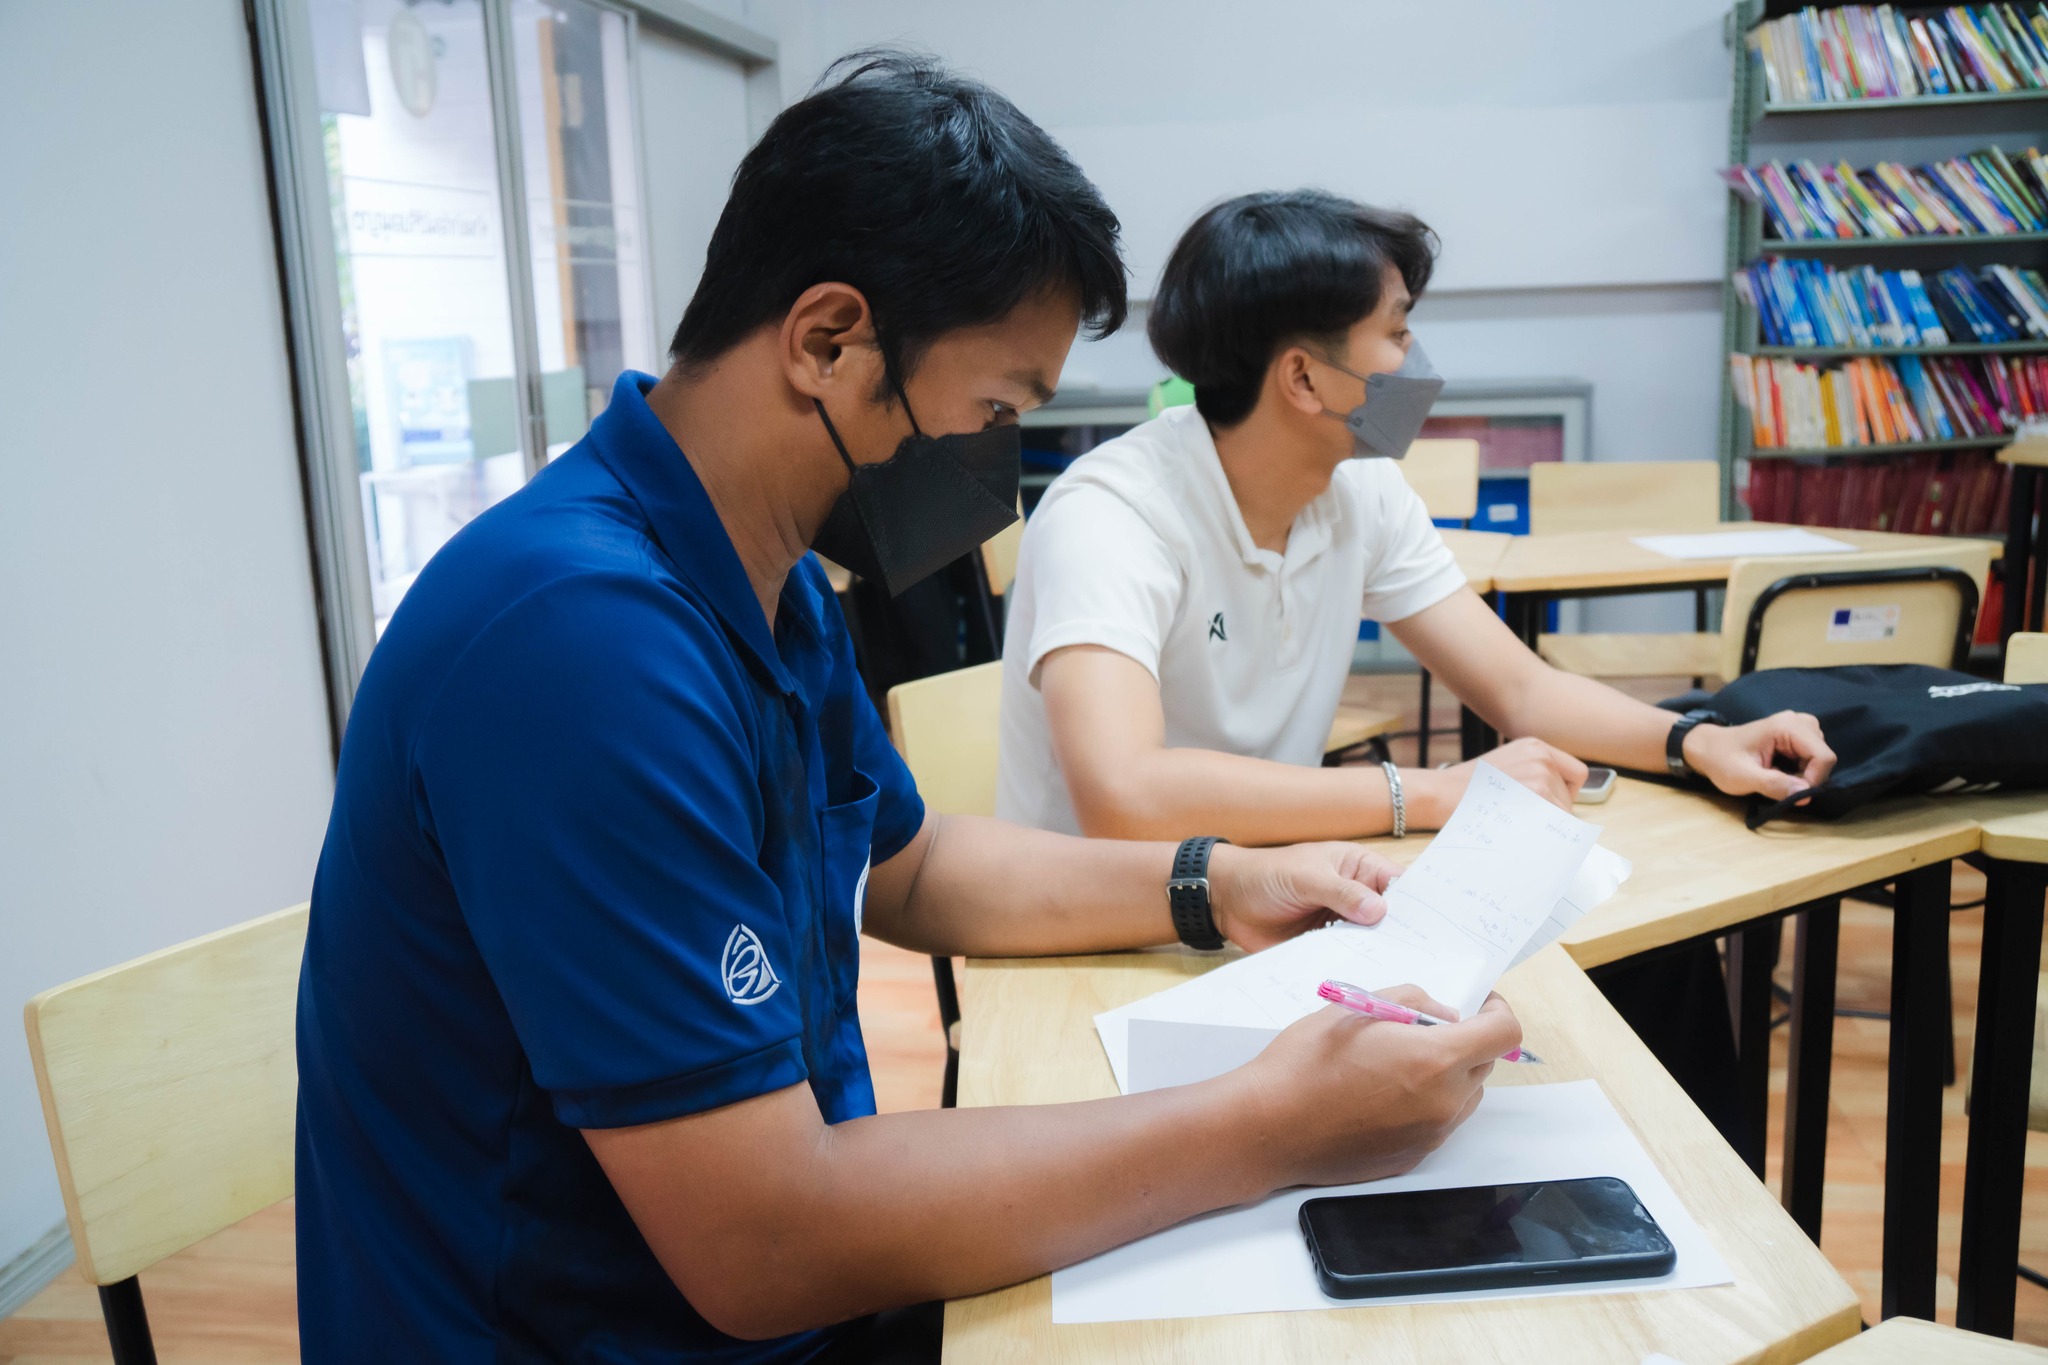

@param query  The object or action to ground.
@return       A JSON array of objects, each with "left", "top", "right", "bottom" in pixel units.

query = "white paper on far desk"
[
  {"left": 1631, "top": 528, "right": 1857, "bottom": 560},
  {"left": 1095, "top": 763, "right": 1629, "bottom": 1094},
  {"left": 1049, "top": 1080, "right": 1732, "bottom": 1323}
]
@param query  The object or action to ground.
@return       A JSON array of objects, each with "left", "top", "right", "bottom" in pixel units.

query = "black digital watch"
[{"left": 1168, "top": 836, "right": 1229, "bottom": 951}]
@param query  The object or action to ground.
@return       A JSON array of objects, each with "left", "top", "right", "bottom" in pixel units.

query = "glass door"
[
  {"left": 254, "top": 0, "right": 663, "bottom": 727},
  {"left": 307, "top": 0, "right": 531, "bottom": 635},
  {"left": 508, "top": 0, "right": 657, "bottom": 457}
]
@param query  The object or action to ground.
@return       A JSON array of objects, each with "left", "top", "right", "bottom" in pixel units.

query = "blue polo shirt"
[{"left": 296, "top": 371, "right": 925, "bottom": 1362}]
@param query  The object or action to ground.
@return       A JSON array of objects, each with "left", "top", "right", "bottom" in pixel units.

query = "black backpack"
[{"left": 1682, "top": 664, "right": 2048, "bottom": 828}]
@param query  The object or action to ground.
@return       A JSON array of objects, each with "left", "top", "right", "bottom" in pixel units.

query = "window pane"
[
  {"left": 509, "top": 0, "right": 656, "bottom": 457},
  {"left": 307, "top": 0, "right": 527, "bottom": 632}
]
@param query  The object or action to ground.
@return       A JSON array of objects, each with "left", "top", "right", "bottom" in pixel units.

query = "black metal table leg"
[
  {"left": 931, "top": 955, "right": 962, "bottom": 1110},
  {"left": 1725, "top": 920, "right": 1778, "bottom": 1179},
  {"left": 1956, "top": 858, "right": 2048, "bottom": 1338},
  {"left": 1882, "top": 861, "right": 1952, "bottom": 1322},
  {"left": 2006, "top": 464, "right": 2039, "bottom": 642},
  {"left": 1502, "top": 591, "right": 1545, "bottom": 652},
  {"left": 1417, "top": 668, "right": 1432, "bottom": 768},
  {"left": 1782, "top": 901, "right": 1840, "bottom": 1244},
  {"left": 98, "top": 1276, "right": 157, "bottom": 1365}
]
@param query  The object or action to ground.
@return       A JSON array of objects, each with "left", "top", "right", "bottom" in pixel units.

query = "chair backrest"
[
  {"left": 980, "top": 506, "right": 1025, "bottom": 598},
  {"left": 2008, "top": 632, "right": 2048, "bottom": 684},
  {"left": 886, "top": 661, "right": 1003, "bottom": 817},
  {"left": 1399, "top": 438, "right": 1480, "bottom": 523},
  {"left": 1527, "top": 460, "right": 1720, "bottom": 537},
  {"left": 24, "top": 904, "right": 307, "bottom": 1286},
  {"left": 1719, "top": 541, "right": 1994, "bottom": 680}
]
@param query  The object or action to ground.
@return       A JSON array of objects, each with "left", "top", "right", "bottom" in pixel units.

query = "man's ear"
[
  {"left": 1271, "top": 345, "right": 1327, "bottom": 418},
  {"left": 779, "top": 282, "right": 884, "bottom": 403}
]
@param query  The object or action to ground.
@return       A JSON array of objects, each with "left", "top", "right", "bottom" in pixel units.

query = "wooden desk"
[
  {"left": 1999, "top": 441, "right": 2048, "bottom": 641},
  {"left": 1957, "top": 798, "right": 2048, "bottom": 1337},
  {"left": 1440, "top": 527, "right": 1512, "bottom": 593},
  {"left": 1491, "top": 523, "right": 1956, "bottom": 599},
  {"left": 1806, "top": 1317, "right": 2048, "bottom": 1362},
  {"left": 942, "top": 945, "right": 1861, "bottom": 1365},
  {"left": 1357, "top": 778, "right": 2016, "bottom": 1321}
]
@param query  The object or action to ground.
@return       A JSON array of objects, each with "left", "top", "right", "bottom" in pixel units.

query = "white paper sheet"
[
  {"left": 1369, "top": 762, "right": 1600, "bottom": 998},
  {"left": 1050, "top": 1080, "right": 1733, "bottom": 1323},
  {"left": 1095, "top": 763, "right": 1623, "bottom": 1094},
  {"left": 1630, "top": 528, "right": 1857, "bottom": 560}
]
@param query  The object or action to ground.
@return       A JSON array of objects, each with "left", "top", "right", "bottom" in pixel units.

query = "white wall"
[
  {"left": 0, "top": 0, "right": 337, "bottom": 1280},
  {"left": 753, "top": 0, "right": 1735, "bottom": 629},
  {"left": 639, "top": 28, "right": 755, "bottom": 350},
  {"left": 752, "top": 0, "right": 1733, "bottom": 433}
]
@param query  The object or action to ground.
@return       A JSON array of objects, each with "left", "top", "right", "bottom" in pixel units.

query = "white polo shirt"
[{"left": 994, "top": 403, "right": 1466, "bottom": 835}]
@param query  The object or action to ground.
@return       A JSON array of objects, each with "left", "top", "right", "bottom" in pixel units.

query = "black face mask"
[{"left": 810, "top": 381, "right": 1021, "bottom": 597}]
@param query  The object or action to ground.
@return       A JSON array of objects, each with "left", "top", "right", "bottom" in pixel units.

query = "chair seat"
[
  {"left": 1325, "top": 704, "right": 1401, "bottom": 756},
  {"left": 1537, "top": 631, "right": 1719, "bottom": 681}
]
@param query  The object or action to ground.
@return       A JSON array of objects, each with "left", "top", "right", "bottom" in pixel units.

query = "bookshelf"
[{"left": 1718, "top": 0, "right": 2048, "bottom": 559}]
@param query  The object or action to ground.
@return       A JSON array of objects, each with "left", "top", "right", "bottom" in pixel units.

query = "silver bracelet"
[{"left": 1381, "top": 760, "right": 1406, "bottom": 839}]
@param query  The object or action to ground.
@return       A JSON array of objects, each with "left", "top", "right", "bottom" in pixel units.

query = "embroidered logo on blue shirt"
[{"left": 720, "top": 924, "right": 781, "bottom": 1006}]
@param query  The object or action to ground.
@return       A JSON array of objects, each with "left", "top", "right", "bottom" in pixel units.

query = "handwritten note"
[
  {"left": 1370, "top": 762, "right": 1600, "bottom": 999},
  {"left": 1095, "top": 762, "right": 1624, "bottom": 1093}
]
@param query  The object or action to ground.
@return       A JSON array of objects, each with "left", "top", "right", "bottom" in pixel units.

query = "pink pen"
[{"left": 1316, "top": 979, "right": 1542, "bottom": 1064}]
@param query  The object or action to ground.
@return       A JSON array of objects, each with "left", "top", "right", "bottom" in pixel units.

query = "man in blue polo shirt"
[{"left": 296, "top": 52, "right": 1522, "bottom": 1362}]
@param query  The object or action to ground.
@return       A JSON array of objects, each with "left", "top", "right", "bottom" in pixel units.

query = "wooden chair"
[
  {"left": 1743, "top": 542, "right": 1994, "bottom": 1215},
  {"left": 1400, "top": 438, "right": 1480, "bottom": 525},
  {"left": 886, "top": 663, "right": 1004, "bottom": 1109},
  {"left": 980, "top": 509, "right": 1024, "bottom": 599},
  {"left": 1397, "top": 439, "right": 1480, "bottom": 765},
  {"left": 2008, "top": 631, "right": 2048, "bottom": 688},
  {"left": 1719, "top": 540, "right": 1994, "bottom": 681},
  {"left": 23, "top": 904, "right": 308, "bottom": 1362},
  {"left": 1530, "top": 460, "right": 1722, "bottom": 682}
]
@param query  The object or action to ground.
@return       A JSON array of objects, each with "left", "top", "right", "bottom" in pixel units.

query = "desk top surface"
[
  {"left": 1980, "top": 805, "right": 2048, "bottom": 864},
  {"left": 1351, "top": 778, "right": 2039, "bottom": 968},
  {"left": 1997, "top": 440, "right": 2048, "bottom": 470},
  {"left": 941, "top": 945, "right": 1860, "bottom": 1365},
  {"left": 1439, "top": 527, "right": 1514, "bottom": 592},
  {"left": 1805, "top": 1317, "right": 2048, "bottom": 1362},
  {"left": 1491, "top": 523, "right": 1967, "bottom": 594}
]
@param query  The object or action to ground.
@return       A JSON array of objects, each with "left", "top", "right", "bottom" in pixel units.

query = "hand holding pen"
[{"left": 1317, "top": 979, "right": 1543, "bottom": 1064}]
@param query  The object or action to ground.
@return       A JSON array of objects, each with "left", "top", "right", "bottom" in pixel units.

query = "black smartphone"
[{"left": 1299, "top": 1177, "right": 1676, "bottom": 1300}]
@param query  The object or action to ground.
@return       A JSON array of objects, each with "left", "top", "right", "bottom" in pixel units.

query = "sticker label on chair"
[{"left": 1826, "top": 604, "right": 1898, "bottom": 642}]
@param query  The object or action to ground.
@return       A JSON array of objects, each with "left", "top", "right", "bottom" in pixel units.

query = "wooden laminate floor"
[{"left": 5, "top": 672, "right": 2046, "bottom": 1360}]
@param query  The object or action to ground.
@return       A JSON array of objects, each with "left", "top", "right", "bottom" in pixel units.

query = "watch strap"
[
  {"left": 1666, "top": 709, "right": 1725, "bottom": 780},
  {"left": 1168, "top": 836, "right": 1229, "bottom": 951}
]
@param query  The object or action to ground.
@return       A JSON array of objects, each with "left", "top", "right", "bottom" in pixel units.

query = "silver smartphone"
[{"left": 1576, "top": 767, "right": 1618, "bottom": 804}]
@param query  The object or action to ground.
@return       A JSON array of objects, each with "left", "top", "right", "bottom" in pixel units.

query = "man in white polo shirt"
[
  {"left": 997, "top": 190, "right": 1834, "bottom": 843},
  {"left": 995, "top": 191, "right": 1837, "bottom": 1141}
]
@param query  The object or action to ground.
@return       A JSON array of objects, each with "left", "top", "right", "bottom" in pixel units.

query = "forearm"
[
  {"left": 789, "top": 1076, "right": 1275, "bottom": 1329},
  {"left": 1395, "top": 591, "right": 1679, "bottom": 772},
  {"left": 1069, "top": 746, "right": 1398, "bottom": 846},
  {"left": 618, "top": 1072, "right": 1283, "bottom": 1339},
  {"left": 1492, "top": 664, "right": 1677, "bottom": 771},
  {"left": 876, "top": 814, "right": 1180, "bottom": 956}
]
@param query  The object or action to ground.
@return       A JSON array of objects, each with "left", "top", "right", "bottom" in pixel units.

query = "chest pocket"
[{"left": 818, "top": 767, "right": 878, "bottom": 1008}]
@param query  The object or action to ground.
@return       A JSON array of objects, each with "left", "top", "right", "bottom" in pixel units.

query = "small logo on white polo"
[
  {"left": 1208, "top": 612, "right": 1227, "bottom": 642},
  {"left": 720, "top": 924, "right": 780, "bottom": 1006}
]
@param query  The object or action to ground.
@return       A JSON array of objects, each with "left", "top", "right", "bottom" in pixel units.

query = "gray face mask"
[{"left": 1318, "top": 340, "right": 1445, "bottom": 459}]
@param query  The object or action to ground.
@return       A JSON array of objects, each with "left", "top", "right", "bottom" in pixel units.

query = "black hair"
[
  {"left": 669, "top": 49, "right": 1127, "bottom": 385},
  {"left": 1146, "top": 191, "right": 1437, "bottom": 427}
]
